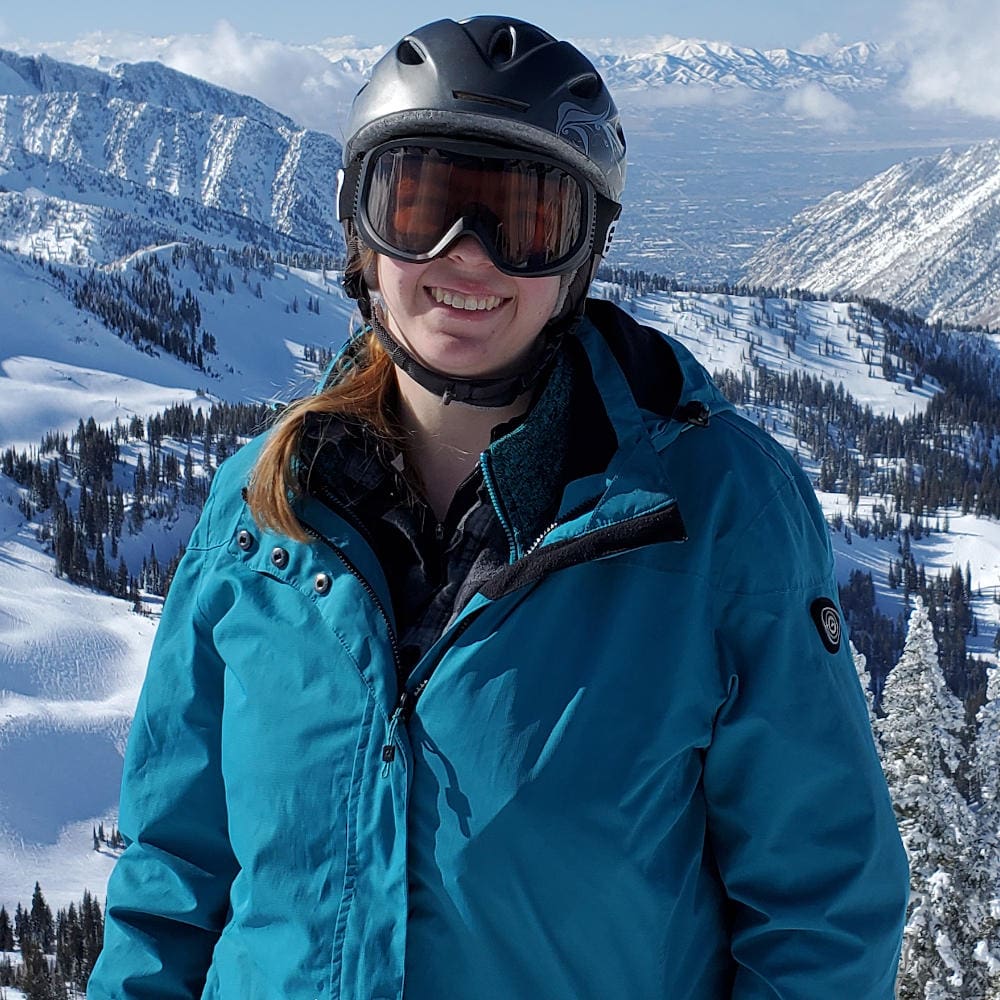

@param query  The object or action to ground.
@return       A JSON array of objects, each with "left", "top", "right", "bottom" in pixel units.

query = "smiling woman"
[
  {"left": 88, "top": 14, "right": 909, "bottom": 1000},
  {"left": 376, "top": 239, "right": 562, "bottom": 380}
]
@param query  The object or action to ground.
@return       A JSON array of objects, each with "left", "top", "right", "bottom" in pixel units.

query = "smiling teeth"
[{"left": 430, "top": 287, "right": 503, "bottom": 311}]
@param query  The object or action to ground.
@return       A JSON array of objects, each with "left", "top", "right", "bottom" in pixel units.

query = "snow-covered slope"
[
  {"left": 741, "top": 141, "right": 1000, "bottom": 328},
  {"left": 0, "top": 49, "right": 343, "bottom": 254},
  {"left": 0, "top": 241, "right": 357, "bottom": 911}
]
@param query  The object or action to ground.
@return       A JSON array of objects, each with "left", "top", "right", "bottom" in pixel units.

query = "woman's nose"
[{"left": 444, "top": 235, "right": 494, "bottom": 265}]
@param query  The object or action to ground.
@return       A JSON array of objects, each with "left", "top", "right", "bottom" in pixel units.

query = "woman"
[{"left": 89, "top": 16, "right": 908, "bottom": 999}]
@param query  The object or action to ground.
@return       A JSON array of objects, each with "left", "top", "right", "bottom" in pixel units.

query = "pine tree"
[
  {"left": 14, "top": 902, "right": 27, "bottom": 947},
  {"left": 0, "top": 903, "right": 13, "bottom": 950},
  {"left": 79, "top": 890, "right": 103, "bottom": 983},
  {"left": 30, "top": 882, "right": 55, "bottom": 953},
  {"left": 879, "top": 598, "right": 981, "bottom": 997},
  {"left": 19, "top": 931, "right": 65, "bottom": 999},
  {"left": 54, "top": 902, "right": 80, "bottom": 988}
]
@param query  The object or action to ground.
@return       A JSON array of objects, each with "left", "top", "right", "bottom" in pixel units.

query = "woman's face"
[{"left": 375, "top": 238, "right": 562, "bottom": 380}]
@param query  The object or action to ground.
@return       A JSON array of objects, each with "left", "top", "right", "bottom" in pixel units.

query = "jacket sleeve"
[
  {"left": 88, "top": 492, "right": 239, "bottom": 999},
  {"left": 702, "top": 475, "right": 909, "bottom": 999}
]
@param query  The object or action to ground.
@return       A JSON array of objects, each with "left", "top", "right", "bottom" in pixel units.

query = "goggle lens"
[{"left": 362, "top": 145, "right": 586, "bottom": 273}]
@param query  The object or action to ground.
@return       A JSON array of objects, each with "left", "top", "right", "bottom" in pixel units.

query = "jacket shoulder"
[
  {"left": 190, "top": 430, "right": 270, "bottom": 548},
  {"left": 583, "top": 301, "right": 832, "bottom": 590}
]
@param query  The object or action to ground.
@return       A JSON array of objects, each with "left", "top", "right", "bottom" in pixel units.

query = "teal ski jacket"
[{"left": 89, "top": 301, "right": 908, "bottom": 999}]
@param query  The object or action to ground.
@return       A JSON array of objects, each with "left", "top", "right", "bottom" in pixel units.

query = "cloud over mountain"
[
  {"left": 901, "top": 0, "right": 1000, "bottom": 118},
  {"left": 14, "top": 22, "right": 379, "bottom": 138},
  {"left": 783, "top": 83, "right": 855, "bottom": 130}
]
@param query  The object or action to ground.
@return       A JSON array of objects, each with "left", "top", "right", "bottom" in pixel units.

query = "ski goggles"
[{"left": 338, "top": 139, "right": 621, "bottom": 277}]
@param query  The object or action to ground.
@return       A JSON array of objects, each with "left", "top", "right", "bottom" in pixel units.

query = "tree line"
[
  {"left": 73, "top": 256, "right": 215, "bottom": 370},
  {"left": 2, "top": 400, "right": 270, "bottom": 601},
  {"left": 0, "top": 883, "right": 103, "bottom": 998}
]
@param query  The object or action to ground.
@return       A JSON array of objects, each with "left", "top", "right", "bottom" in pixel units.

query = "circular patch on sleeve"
[{"left": 810, "top": 598, "right": 842, "bottom": 654}]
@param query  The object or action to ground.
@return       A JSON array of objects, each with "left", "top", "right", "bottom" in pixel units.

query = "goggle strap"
[{"left": 338, "top": 157, "right": 364, "bottom": 224}]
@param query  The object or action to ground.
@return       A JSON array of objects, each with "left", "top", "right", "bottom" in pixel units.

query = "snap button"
[
  {"left": 314, "top": 572, "right": 332, "bottom": 595},
  {"left": 270, "top": 546, "right": 289, "bottom": 569},
  {"left": 237, "top": 529, "right": 254, "bottom": 551}
]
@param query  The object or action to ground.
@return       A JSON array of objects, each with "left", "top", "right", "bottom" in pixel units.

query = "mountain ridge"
[
  {"left": 586, "top": 38, "right": 898, "bottom": 93},
  {"left": 742, "top": 139, "right": 1000, "bottom": 328},
  {"left": 0, "top": 48, "right": 344, "bottom": 256}
]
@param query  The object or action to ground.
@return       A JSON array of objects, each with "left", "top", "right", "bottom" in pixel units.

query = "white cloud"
[
  {"left": 14, "top": 31, "right": 164, "bottom": 65},
  {"left": 573, "top": 34, "right": 684, "bottom": 60},
  {"left": 783, "top": 83, "right": 855, "bottom": 130},
  {"left": 798, "top": 32, "right": 844, "bottom": 57},
  {"left": 901, "top": 0, "right": 1000, "bottom": 117},
  {"left": 622, "top": 82, "right": 751, "bottom": 111},
  {"left": 159, "top": 21, "right": 370, "bottom": 137},
  {"left": 19, "top": 22, "right": 382, "bottom": 138}
]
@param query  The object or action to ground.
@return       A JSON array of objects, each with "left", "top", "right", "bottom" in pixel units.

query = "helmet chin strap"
[{"left": 369, "top": 307, "right": 565, "bottom": 408}]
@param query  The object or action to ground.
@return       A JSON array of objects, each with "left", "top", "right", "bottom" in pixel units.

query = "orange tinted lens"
[{"left": 365, "top": 147, "right": 583, "bottom": 268}]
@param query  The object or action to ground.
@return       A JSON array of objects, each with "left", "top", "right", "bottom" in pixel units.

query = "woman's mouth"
[{"left": 428, "top": 286, "right": 507, "bottom": 312}]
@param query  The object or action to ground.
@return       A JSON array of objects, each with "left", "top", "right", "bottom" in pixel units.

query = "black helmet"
[
  {"left": 342, "top": 17, "right": 626, "bottom": 205},
  {"left": 337, "top": 16, "right": 628, "bottom": 407}
]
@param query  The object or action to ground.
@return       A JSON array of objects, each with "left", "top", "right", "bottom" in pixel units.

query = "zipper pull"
[{"left": 381, "top": 690, "right": 408, "bottom": 778}]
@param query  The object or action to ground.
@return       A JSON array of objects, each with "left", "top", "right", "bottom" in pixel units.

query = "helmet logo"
[
  {"left": 556, "top": 101, "right": 627, "bottom": 196},
  {"left": 602, "top": 219, "right": 617, "bottom": 256},
  {"left": 556, "top": 100, "right": 625, "bottom": 159}
]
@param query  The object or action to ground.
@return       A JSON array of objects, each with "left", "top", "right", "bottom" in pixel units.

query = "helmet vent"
[
  {"left": 396, "top": 38, "right": 427, "bottom": 66},
  {"left": 488, "top": 25, "right": 517, "bottom": 64},
  {"left": 568, "top": 73, "right": 601, "bottom": 99},
  {"left": 452, "top": 90, "right": 530, "bottom": 112}
]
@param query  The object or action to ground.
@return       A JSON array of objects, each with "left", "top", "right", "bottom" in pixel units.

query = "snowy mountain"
[
  {"left": 586, "top": 39, "right": 898, "bottom": 95},
  {"left": 741, "top": 141, "right": 1000, "bottom": 328},
  {"left": 0, "top": 49, "right": 344, "bottom": 255},
  {"left": 7, "top": 34, "right": 993, "bottom": 286}
]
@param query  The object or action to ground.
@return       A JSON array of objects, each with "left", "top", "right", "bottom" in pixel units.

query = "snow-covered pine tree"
[
  {"left": 972, "top": 667, "right": 1000, "bottom": 997},
  {"left": 851, "top": 640, "right": 877, "bottom": 727},
  {"left": 878, "top": 597, "right": 981, "bottom": 998}
]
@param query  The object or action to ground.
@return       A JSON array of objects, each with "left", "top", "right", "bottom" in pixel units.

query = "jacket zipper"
[
  {"left": 479, "top": 451, "right": 518, "bottom": 561},
  {"left": 297, "top": 498, "right": 403, "bottom": 679},
  {"left": 379, "top": 609, "right": 484, "bottom": 776},
  {"left": 380, "top": 677, "right": 430, "bottom": 776},
  {"left": 379, "top": 500, "right": 683, "bottom": 768},
  {"left": 303, "top": 491, "right": 681, "bottom": 776},
  {"left": 523, "top": 493, "right": 604, "bottom": 557}
]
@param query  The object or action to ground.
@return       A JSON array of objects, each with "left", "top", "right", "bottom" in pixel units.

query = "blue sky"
[{"left": 3, "top": 0, "right": 907, "bottom": 51}]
